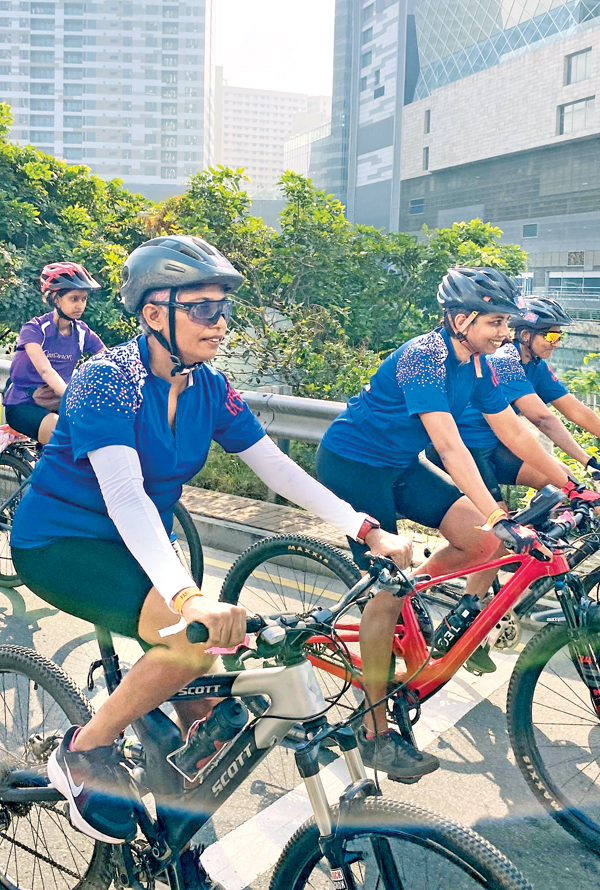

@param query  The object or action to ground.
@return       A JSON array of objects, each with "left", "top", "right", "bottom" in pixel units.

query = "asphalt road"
[{"left": 1, "top": 543, "right": 599, "bottom": 890}]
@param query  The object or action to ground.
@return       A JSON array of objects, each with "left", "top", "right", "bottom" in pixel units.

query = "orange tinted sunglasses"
[{"left": 541, "top": 331, "right": 563, "bottom": 344}]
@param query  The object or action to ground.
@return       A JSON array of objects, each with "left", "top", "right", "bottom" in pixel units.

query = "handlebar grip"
[
  {"left": 186, "top": 622, "right": 209, "bottom": 644},
  {"left": 186, "top": 615, "right": 265, "bottom": 644}
]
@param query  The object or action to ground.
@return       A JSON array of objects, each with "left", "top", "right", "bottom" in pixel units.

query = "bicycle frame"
[
  {"left": 94, "top": 627, "right": 365, "bottom": 857},
  {"left": 307, "top": 547, "right": 571, "bottom": 702}
]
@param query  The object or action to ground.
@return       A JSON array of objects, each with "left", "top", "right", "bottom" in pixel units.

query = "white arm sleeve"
[
  {"left": 88, "top": 445, "right": 195, "bottom": 606},
  {"left": 237, "top": 436, "right": 368, "bottom": 540}
]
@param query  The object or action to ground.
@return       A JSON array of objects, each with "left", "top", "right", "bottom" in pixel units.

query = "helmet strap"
[
  {"left": 517, "top": 329, "right": 540, "bottom": 364},
  {"left": 150, "top": 287, "right": 201, "bottom": 377},
  {"left": 447, "top": 310, "right": 480, "bottom": 354}
]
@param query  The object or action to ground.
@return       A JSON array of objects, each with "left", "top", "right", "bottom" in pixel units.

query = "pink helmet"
[{"left": 40, "top": 262, "right": 100, "bottom": 296}]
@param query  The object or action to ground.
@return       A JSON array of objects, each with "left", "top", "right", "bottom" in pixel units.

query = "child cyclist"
[
  {"left": 316, "top": 267, "right": 600, "bottom": 780},
  {"left": 3, "top": 263, "right": 105, "bottom": 444}
]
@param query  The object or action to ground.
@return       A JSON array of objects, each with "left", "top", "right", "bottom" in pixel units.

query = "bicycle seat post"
[{"left": 95, "top": 625, "right": 123, "bottom": 694}]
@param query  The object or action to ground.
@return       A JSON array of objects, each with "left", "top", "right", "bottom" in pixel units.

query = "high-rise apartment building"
[
  {"left": 0, "top": 0, "right": 214, "bottom": 199},
  {"left": 214, "top": 68, "right": 330, "bottom": 193},
  {"left": 311, "top": 0, "right": 600, "bottom": 301}
]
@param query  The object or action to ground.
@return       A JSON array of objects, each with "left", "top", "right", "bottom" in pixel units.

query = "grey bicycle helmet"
[
  {"left": 510, "top": 298, "right": 572, "bottom": 331},
  {"left": 437, "top": 267, "right": 524, "bottom": 316},
  {"left": 120, "top": 235, "right": 243, "bottom": 375},
  {"left": 120, "top": 235, "right": 244, "bottom": 314}
]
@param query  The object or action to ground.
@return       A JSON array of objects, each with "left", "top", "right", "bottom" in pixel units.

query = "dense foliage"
[{"left": 0, "top": 103, "right": 527, "bottom": 398}]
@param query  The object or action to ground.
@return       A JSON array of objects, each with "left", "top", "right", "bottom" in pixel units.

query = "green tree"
[{"left": 0, "top": 103, "right": 151, "bottom": 344}]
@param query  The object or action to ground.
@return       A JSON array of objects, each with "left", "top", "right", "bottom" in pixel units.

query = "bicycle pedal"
[{"left": 464, "top": 646, "right": 497, "bottom": 675}]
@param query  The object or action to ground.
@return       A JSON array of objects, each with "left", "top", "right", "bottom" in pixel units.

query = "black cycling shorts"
[
  {"left": 425, "top": 442, "right": 523, "bottom": 504},
  {"left": 5, "top": 403, "right": 50, "bottom": 441},
  {"left": 13, "top": 539, "right": 153, "bottom": 642},
  {"left": 315, "top": 445, "right": 463, "bottom": 569}
]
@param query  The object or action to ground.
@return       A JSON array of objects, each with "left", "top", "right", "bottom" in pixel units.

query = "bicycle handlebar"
[{"left": 187, "top": 615, "right": 264, "bottom": 644}]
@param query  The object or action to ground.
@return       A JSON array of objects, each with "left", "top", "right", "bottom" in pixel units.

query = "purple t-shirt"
[{"left": 4, "top": 311, "right": 104, "bottom": 406}]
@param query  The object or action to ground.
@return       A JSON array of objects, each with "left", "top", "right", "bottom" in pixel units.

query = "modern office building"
[
  {"left": 311, "top": 0, "right": 600, "bottom": 294},
  {"left": 0, "top": 0, "right": 215, "bottom": 200},
  {"left": 283, "top": 121, "right": 331, "bottom": 177},
  {"left": 214, "top": 68, "right": 330, "bottom": 193}
]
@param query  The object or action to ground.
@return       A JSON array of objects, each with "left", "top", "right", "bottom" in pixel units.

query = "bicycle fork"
[
  {"left": 556, "top": 575, "right": 600, "bottom": 718},
  {"left": 295, "top": 725, "right": 404, "bottom": 890}
]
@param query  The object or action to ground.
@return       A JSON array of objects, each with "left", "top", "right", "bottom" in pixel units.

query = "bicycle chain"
[{"left": 0, "top": 802, "right": 100, "bottom": 881}]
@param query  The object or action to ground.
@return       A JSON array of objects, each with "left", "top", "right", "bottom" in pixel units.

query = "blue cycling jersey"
[
  {"left": 321, "top": 327, "right": 507, "bottom": 469},
  {"left": 11, "top": 335, "right": 265, "bottom": 548},
  {"left": 458, "top": 342, "right": 569, "bottom": 448}
]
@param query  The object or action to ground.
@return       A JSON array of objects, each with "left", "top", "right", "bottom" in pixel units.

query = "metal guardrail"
[
  {"left": 240, "top": 390, "right": 343, "bottom": 444},
  {"left": 0, "top": 358, "right": 343, "bottom": 442}
]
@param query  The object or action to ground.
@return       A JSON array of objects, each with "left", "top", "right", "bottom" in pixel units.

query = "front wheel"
[
  {"left": 220, "top": 535, "right": 363, "bottom": 722},
  {"left": 172, "top": 501, "right": 204, "bottom": 588},
  {"left": 507, "top": 623, "right": 600, "bottom": 853},
  {"left": 0, "top": 644, "right": 113, "bottom": 890},
  {"left": 271, "top": 798, "right": 532, "bottom": 890}
]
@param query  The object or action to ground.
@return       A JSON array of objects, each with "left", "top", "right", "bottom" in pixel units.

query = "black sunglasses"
[{"left": 149, "top": 298, "right": 233, "bottom": 326}]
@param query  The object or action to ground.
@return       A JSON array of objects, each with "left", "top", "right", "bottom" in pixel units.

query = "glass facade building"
[{"left": 413, "top": 0, "right": 600, "bottom": 98}]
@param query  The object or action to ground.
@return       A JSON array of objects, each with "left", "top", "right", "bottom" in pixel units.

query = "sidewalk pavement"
[{"left": 179, "top": 483, "right": 436, "bottom": 564}]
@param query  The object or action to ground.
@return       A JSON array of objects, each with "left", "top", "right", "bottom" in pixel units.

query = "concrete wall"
[{"left": 400, "top": 23, "right": 600, "bottom": 180}]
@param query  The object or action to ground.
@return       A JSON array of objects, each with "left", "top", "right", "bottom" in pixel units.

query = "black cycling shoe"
[
  {"left": 356, "top": 726, "right": 439, "bottom": 781},
  {"left": 48, "top": 725, "right": 137, "bottom": 844},
  {"left": 465, "top": 643, "right": 497, "bottom": 675},
  {"left": 180, "top": 846, "right": 225, "bottom": 890}
]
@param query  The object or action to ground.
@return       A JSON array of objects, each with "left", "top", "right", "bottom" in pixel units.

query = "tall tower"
[{"left": 0, "top": 0, "right": 215, "bottom": 199}]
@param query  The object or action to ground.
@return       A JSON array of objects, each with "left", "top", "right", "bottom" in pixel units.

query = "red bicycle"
[{"left": 220, "top": 485, "right": 600, "bottom": 854}]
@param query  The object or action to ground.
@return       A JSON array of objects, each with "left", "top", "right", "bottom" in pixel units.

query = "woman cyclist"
[
  {"left": 316, "top": 267, "right": 600, "bottom": 779},
  {"left": 3, "top": 263, "right": 105, "bottom": 444},
  {"left": 10, "top": 235, "right": 409, "bottom": 869},
  {"left": 427, "top": 297, "right": 600, "bottom": 501}
]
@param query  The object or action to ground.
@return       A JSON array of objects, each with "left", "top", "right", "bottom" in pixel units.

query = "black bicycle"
[
  {"left": 0, "top": 571, "right": 532, "bottom": 890},
  {"left": 0, "top": 438, "right": 204, "bottom": 588}
]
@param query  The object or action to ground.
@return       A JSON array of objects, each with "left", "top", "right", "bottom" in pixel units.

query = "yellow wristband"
[
  {"left": 477, "top": 508, "right": 508, "bottom": 532},
  {"left": 171, "top": 587, "right": 203, "bottom": 615}
]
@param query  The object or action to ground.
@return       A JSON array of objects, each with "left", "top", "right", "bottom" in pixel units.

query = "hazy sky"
[{"left": 214, "top": 0, "right": 336, "bottom": 97}]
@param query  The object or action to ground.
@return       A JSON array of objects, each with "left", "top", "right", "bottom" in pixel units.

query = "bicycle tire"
[
  {"left": 220, "top": 535, "right": 363, "bottom": 721},
  {"left": 0, "top": 644, "right": 113, "bottom": 890},
  {"left": 270, "top": 797, "right": 532, "bottom": 890},
  {"left": 172, "top": 501, "right": 204, "bottom": 588},
  {"left": 507, "top": 623, "right": 600, "bottom": 853},
  {"left": 0, "top": 454, "right": 33, "bottom": 588}
]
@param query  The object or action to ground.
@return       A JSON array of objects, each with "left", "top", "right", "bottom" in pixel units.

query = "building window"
[
  {"left": 409, "top": 197, "right": 425, "bottom": 215},
  {"left": 362, "top": 3, "right": 374, "bottom": 20},
  {"left": 422, "top": 146, "right": 429, "bottom": 171},
  {"left": 566, "top": 48, "right": 591, "bottom": 85},
  {"left": 374, "top": 86, "right": 384, "bottom": 98},
  {"left": 361, "top": 27, "right": 373, "bottom": 45},
  {"left": 360, "top": 76, "right": 368, "bottom": 92},
  {"left": 522, "top": 224, "right": 538, "bottom": 238},
  {"left": 568, "top": 251, "right": 585, "bottom": 266},
  {"left": 558, "top": 96, "right": 595, "bottom": 134},
  {"left": 161, "top": 166, "right": 177, "bottom": 178},
  {"left": 361, "top": 50, "right": 372, "bottom": 68},
  {"left": 374, "top": 69, "right": 380, "bottom": 86},
  {"left": 424, "top": 109, "right": 430, "bottom": 134}
]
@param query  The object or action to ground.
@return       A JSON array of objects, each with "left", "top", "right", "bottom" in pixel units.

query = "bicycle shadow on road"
[{"left": 0, "top": 585, "right": 58, "bottom": 648}]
